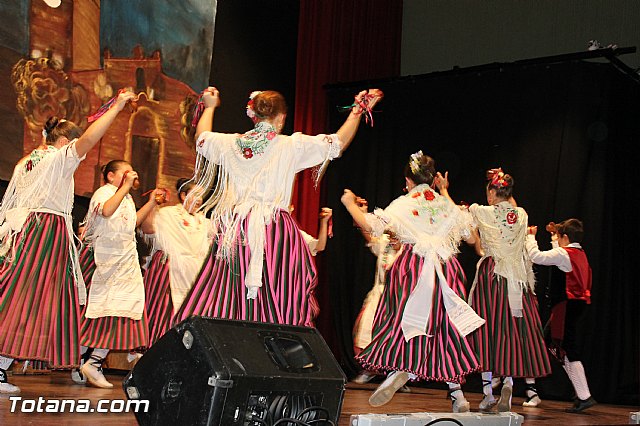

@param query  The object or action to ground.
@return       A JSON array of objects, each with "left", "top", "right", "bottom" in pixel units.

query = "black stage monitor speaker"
[{"left": 123, "top": 316, "right": 347, "bottom": 426}]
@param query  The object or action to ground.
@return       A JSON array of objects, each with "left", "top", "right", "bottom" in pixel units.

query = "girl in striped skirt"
[
  {"left": 342, "top": 151, "right": 485, "bottom": 412},
  {"left": 139, "top": 178, "right": 209, "bottom": 346},
  {"left": 468, "top": 168, "right": 551, "bottom": 412},
  {"left": 0, "top": 90, "right": 136, "bottom": 394},
  {"left": 174, "top": 87, "right": 382, "bottom": 327},
  {"left": 76, "top": 160, "right": 158, "bottom": 388}
]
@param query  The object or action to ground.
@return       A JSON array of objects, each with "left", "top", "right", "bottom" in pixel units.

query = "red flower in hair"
[
  {"left": 242, "top": 148, "right": 254, "bottom": 159},
  {"left": 412, "top": 209, "right": 419, "bottom": 216},
  {"left": 423, "top": 190, "right": 435, "bottom": 201},
  {"left": 506, "top": 211, "right": 518, "bottom": 225},
  {"left": 487, "top": 167, "right": 508, "bottom": 187}
]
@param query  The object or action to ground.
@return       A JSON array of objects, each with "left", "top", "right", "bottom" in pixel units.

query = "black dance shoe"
[{"left": 565, "top": 396, "right": 597, "bottom": 413}]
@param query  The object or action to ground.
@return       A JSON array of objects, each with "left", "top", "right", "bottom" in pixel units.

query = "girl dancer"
[
  {"left": 0, "top": 90, "right": 135, "bottom": 393},
  {"left": 77, "top": 160, "right": 157, "bottom": 388},
  {"left": 342, "top": 151, "right": 484, "bottom": 412},
  {"left": 174, "top": 86, "right": 382, "bottom": 327},
  {"left": 140, "top": 178, "right": 209, "bottom": 347},
  {"left": 468, "top": 168, "right": 551, "bottom": 412},
  {"left": 352, "top": 197, "right": 403, "bottom": 385}
]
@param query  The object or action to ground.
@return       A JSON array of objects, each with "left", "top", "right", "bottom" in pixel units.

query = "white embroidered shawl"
[
  {"left": 189, "top": 123, "right": 342, "bottom": 298},
  {"left": 469, "top": 202, "right": 536, "bottom": 317},
  {"left": 365, "top": 184, "right": 484, "bottom": 340},
  {"left": 0, "top": 142, "right": 86, "bottom": 303}
]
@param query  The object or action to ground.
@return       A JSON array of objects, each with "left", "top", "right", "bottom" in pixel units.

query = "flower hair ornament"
[
  {"left": 409, "top": 150, "right": 424, "bottom": 175},
  {"left": 486, "top": 167, "right": 509, "bottom": 187},
  {"left": 246, "top": 91, "right": 263, "bottom": 120}
]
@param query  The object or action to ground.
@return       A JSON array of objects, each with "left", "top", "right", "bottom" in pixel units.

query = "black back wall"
[
  {"left": 208, "top": 0, "right": 299, "bottom": 135},
  {"left": 323, "top": 60, "right": 639, "bottom": 405}
]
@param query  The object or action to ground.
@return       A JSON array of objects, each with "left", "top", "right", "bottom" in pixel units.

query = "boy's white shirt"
[{"left": 525, "top": 234, "right": 582, "bottom": 273}]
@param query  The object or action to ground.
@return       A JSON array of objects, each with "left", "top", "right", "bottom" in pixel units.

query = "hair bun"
[{"left": 44, "top": 116, "right": 59, "bottom": 133}]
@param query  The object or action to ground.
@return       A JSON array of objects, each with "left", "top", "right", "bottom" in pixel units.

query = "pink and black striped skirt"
[
  {"left": 356, "top": 247, "right": 481, "bottom": 383},
  {"left": 143, "top": 250, "right": 173, "bottom": 346},
  {"left": 174, "top": 210, "right": 318, "bottom": 327},
  {"left": 78, "top": 246, "right": 149, "bottom": 350},
  {"left": 469, "top": 256, "right": 551, "bottom": 378},
  {"left": 0, "top": 212, "right": 81, "bottom": 368}
]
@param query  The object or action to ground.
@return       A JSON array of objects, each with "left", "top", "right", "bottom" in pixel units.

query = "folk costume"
[
  {"left": 143, "top": 203, "right": 209, "bottom": 345},
  {"left": 356, "top": 184, "right": 484, "bottom": 383},
  {"left": 468, "top": 201, "right": 552, "bottom": 411},
  {"left": 79, "top": 184, "right": 148, "bottom": 353},
  {"left": 175, "top": 121, "right": 342, "bottom": 327},
  {"left": 0, "top": 142, "right": 86, "bottom": 372},
  {"left": 526, "top": 233, "right": 595, "bottom": 411}
]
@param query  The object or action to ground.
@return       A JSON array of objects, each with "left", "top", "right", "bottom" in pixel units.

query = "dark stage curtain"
[
  {"left": 322, "top": 60, "right": 639, "bottom": 405},
  {"left": 292, "top": 0, "right": 402, "bottom": 349}
]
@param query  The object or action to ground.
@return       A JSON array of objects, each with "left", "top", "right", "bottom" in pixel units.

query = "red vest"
[{"left": 565, "top": 247, "right": 592, "bottom": 304}]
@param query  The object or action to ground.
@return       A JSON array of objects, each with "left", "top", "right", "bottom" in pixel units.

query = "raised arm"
[
  {"left": 354, "top": 197, "right": 373, "bottom": 244},
  {"left": 195, "top": 87, "right": 221, "bottom": 141},
  {"left": 434, "top": 171, "right": 456, "bottom": 204},
  {"left": 102, "top": 170, "right": 138, "bottom": 218},
  {"left": 136, "top": 189, "right": 160, "bottom": 227},
  {"left": 314, "top": 207, "right": 332, "bottom": 253},
  {"left": 341, "top": 189, "right": 372, "bottom": 233},
  {"left": 525, "top": 226, "right": 570, "bottom": 270},
  {"left": 335, "top": 89, "right": 383, "bottom": 152},
  {"left": 139, "top": 204, "right": 158, "bottom": 235},
  {"left": 75, "top": 90, "right": 136, "bottom": 158}
]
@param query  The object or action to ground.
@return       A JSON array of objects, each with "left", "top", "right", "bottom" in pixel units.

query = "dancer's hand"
[
  {"left": 353, "top": 89, "right": 383, "bottom": 114},
  {"left": 528, "top": 226, "right": 538, "bottom": 235},
  {"left": 115, "top": 90, "right": 136, "bottom": 112},
  {"left": 151, "top": 188, "right": 169, "bottom": 205},
  {"left": 319, "top": 207, "right": 333, "bottom": 221},
  {"left": 123, "top": 170, "right": 139, "bottom": 190},
  {"left": 203, "top": 86, "right": 220, "bottom": 108},
  {"left": 341, "top": 189, "right": 357, "bottom": 206},
  {"left": 434, "top": 171, "right": 449, "bottom": 192},
  {"left": 356, "top": 197, "right": 368, "bottom": 213}
]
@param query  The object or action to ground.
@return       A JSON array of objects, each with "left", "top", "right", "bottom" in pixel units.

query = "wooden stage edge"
[{"left": 1, "top": 372, "right": 638, "bottom": 425}]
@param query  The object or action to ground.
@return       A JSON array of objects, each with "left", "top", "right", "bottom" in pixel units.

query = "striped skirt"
[
  {"left": 144, "top": 250, "right": 173, "bottom": 346},
  {"left": 78, "top": 246, "right": 149, "bottom": 350},
  {"left": 0, "top": 212, "right": 80, "bottom": 368},
  {"left": 469, "top": 257, "right": 551, "bottom": 378},
  {"left": 356, "top": 248, "right": 480, "bottom": 383},
  {"left": 174, "top": 210, "right": 318, "bottom": 327}
]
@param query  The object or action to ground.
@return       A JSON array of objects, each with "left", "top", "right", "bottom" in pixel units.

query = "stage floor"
[{"left": 1, "top": 372, "right": 637, "bottom": 425}]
